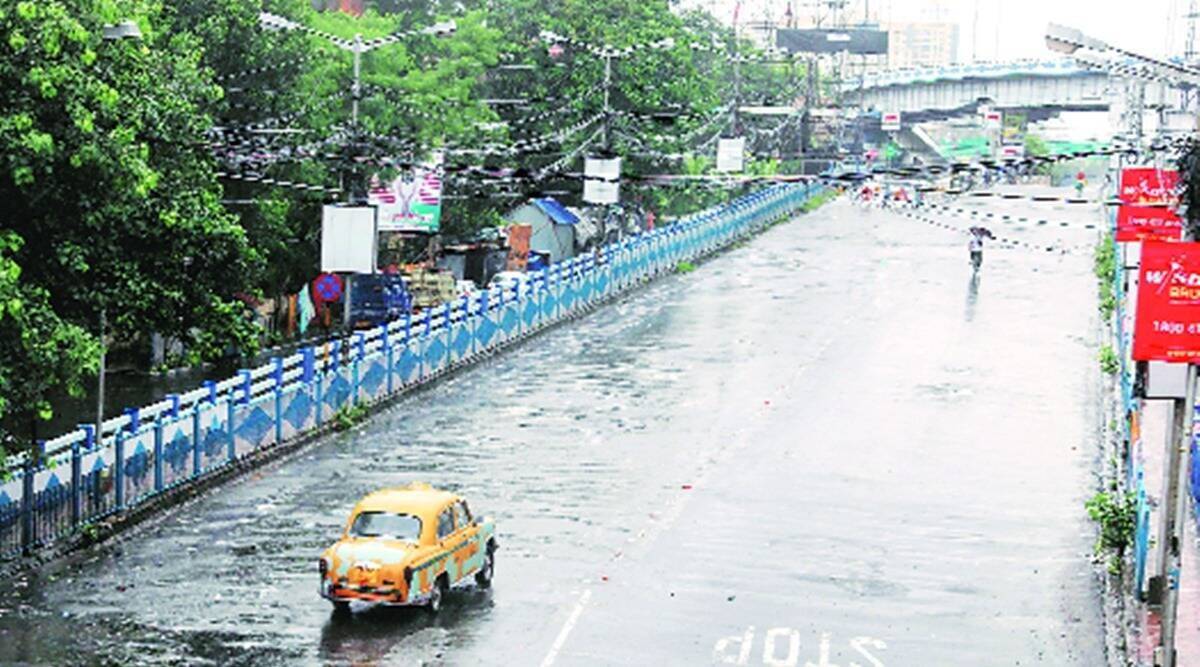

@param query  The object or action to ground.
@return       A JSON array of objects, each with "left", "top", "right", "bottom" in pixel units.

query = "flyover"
[{"left": 844, "top": 59, "right": 1167, "bottom": 122}]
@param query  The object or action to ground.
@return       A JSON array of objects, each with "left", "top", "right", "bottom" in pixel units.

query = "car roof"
[{"left": 353, "top": 483, "right": 460, "bottom": 519}]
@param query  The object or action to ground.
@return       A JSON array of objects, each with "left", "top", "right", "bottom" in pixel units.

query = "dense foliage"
[{"left": 0, "top": 0, "right": 807, "bottom": 452}]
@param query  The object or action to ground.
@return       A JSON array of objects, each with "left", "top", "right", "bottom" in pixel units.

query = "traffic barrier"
[{"left": 0, "top": 182, "right": 827, "bottom": 560}]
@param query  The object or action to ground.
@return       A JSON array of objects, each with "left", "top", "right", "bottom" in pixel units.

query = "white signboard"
[
  {"left": 583, "top": 179, "right": 620, "bottom": 204},
  {"left": 716, "top": 137, "right": 746, "bottom": 173},
  {"left": 584, "top": 157, "right": 621, "bottom": 204},
  {"left": 881, "top": 111, "right": 901, "bottom": 132},
  {"left": 321, "top": 205, "right": 377, "bottom": 273}
]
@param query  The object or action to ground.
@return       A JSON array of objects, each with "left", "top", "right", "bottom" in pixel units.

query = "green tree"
[
  {"left": 0, "top": 0, "right": 261, "bottom": 368},
  {"left": 0, "top": 232, "right": 99, "bottom": 457}
]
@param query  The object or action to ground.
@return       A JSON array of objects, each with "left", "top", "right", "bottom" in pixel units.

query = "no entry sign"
[{"left": 1133, "top": 241, "right": 1200, "bottom": 362}]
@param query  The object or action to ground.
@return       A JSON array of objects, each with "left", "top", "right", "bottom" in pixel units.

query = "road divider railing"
[{"left": 0, "top": 182, "right": 828, "bottom": 561}]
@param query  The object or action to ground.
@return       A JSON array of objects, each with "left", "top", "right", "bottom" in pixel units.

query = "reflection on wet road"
[{"left": 0, "top": 190, "right": 1105, "bottom": 666}]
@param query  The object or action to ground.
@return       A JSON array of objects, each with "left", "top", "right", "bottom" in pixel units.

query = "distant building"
[{"left": 885, "top": 22, "right": 959, "bottom": 69}]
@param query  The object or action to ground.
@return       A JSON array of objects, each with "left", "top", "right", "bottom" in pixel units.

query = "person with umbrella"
[{"left": 968, "top": 226, "right": 994, "bottom": 271}]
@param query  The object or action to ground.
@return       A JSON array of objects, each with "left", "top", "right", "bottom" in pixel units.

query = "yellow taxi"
[{"left": 318, "top": 482, "right": 497, "bottom": 614}]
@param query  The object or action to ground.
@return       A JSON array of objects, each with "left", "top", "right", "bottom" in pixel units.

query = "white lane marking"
[
  {"left": 540, "top": 588, "right": 592, "bottom": 667},
  {"left": 543, "top": 311, "right": 856, "bottom": 665}
]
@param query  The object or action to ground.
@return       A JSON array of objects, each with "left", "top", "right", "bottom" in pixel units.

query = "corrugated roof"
[{"left": 532, "top": 197, "right": 579, "bottom": 225}]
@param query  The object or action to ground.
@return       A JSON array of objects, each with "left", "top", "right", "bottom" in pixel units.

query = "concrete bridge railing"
[{"left": 0, "top": 182, "right": 827, "bottom": 561}]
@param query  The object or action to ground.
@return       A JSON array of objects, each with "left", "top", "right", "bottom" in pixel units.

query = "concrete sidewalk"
[{"left": 1133, "top": 401, "right": 1200, "bottom": 666}]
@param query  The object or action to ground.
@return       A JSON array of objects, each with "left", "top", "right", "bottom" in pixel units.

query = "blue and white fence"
[{"left": 0, "top": 182, "right": 826, "bottom": 559}]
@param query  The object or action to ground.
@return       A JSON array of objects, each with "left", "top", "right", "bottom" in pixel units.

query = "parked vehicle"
[
  {"left": 348, "top": 274, "right": 412, "bottom": 329},
  {"left": 319, "top": 482, "right": 497, "bottom": 614}
]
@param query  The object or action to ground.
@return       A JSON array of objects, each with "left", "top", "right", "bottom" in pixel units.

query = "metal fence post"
[
  {"left": 315, "top": 360, "right": 325, "bottom": 428},
  {"left": 226, "top": 395, "right": 236, "bottom": 463},
  {"left": 273, "top": 357, "right": 284, "bottom": 445},
  {"left": 238, "top": 369, "right": 252, "bottom": 406},
  {"left": 20, "top": 458, "right": 34, "bottom": 554},
  {"left": 352, "top": 333, "right": 365, "bottom": 405},
  {"left": 114, "top": 429, "right": 125, "bottom": 512},
  {"left": 153, "top": 415, "right": 164, "bottom": 493},
  {"left": 70, "top": 431, "right": 83, "bottom": 527},
  {"left": 191, "top": 396, "right": 203, "bottom": 479},
  {"left": 384, "top": 326, "right": 395, "bottom": 395}
]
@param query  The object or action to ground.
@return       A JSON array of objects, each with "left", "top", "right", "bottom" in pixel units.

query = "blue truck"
[{"left": 348, "top": 274, "right": 413, "bottom": 329}]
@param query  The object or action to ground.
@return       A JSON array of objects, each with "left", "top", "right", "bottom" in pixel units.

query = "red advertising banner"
[
  {"left": 1119, "top": 167, "right": 1180, "bottom": 205},
  {"left": 1133, "top": 241, "right": 1200, "bottom": 362},
  {"left": 1116, "top": 205, "right": 1184, "bottom": 242},
  {"left": 1118, "top": 167, "right": 1182, "bottom": 243}
]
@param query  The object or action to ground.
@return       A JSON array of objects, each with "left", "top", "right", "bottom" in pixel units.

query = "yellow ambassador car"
[{"left": 318, "top": 483, "right": 497, "bottom": 614}]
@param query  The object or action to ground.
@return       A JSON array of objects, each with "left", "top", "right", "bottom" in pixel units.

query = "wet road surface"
[{"left": 0, "top": 189, "right": 1107, "bottom": 666}]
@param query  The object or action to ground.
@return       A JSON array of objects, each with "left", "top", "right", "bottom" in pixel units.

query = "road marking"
[
  {"left": 542, "top": 291, "right": 856, "bottom": 665},
  {"left": 540, "top": 588, "right": 592, "bottom": 667}
]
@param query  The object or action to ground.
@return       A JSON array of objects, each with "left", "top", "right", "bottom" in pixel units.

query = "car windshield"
[{"left": 349, "top": 512, "right": 422, "bottom": 542}]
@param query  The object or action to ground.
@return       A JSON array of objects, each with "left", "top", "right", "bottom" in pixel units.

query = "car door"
[
  {"left": 436, "top": 506, "right": 462, "bottom": 583},
  {"left": 452, "top": 500, "right": 482, "bottom": 576}
]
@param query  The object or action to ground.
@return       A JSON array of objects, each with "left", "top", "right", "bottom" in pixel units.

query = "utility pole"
[
  {"left": 732, "top": 9, "right": 742, "bottom": 137},
  {"left": 1160, "top": 146, "right": 1200, "bottom": 667},
  {"left": 343, "top": 32, "right": 365, "bottom": 331},
  {"left": 1159, "top": 361, "right": 1197, "bottom": 667},
  {"left": 602, "top": 50, "right": 613, "bottom": 150},
  {"left": 95, "top": 307, "right": 106, "bottom": 437}
]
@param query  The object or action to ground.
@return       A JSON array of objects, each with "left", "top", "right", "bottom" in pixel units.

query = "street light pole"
[
  {"left": 343, "top": 33, "right": 365, "bottom": 331},
  {"left": 602, "top": 50, "right": 613, "bottom": 150},
  {"left": 91, "top": 20, "right": 142, "bottom": 444},
  {"left": 95, "top": 307, "right": 106, "bottom": 438},
  {"left": 351, "top": 33, "right": 363, "bottom": 127}
]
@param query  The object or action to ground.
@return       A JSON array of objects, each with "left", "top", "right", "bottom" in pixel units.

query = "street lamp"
[
  {"left": 94, "top": 19, "right": 143, "bottom": 441},
  {"left": 102, "top": 20, "right": 142, "bottom": 41}
]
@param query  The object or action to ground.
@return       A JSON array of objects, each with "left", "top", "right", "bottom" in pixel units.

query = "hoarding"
[
  {"left": 1132, "top": 240, "right": 1200, "bottom": 362},
  {"left": 1119, "top": 167, "right": 1181, "bottom": 206},
  {"left": 368, "top": 153, "right": 444, "bottom": 233},
  {"left": 1116, "top": 205, "right": 1183, "bottom": 243},
  {"left": 776, "top": 28, "right": 888, "bottom": 55},
  {"left": 321, "top": 205, "right": 377, "bottom": 273},
  {"left": 1117, "top": 166, "right": 1183, "bottom": 242},
  {"left": 881, "top": 111, "right": 901, "bottom": 132}
]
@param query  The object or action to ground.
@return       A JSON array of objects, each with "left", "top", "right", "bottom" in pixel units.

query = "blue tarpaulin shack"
[{"left": 507, "top": 197, "right": 579, "bottom": 265}]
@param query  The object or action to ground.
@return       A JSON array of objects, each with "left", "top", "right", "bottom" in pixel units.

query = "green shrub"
[
  {"left": 332, "top": 403, "right": 370, "bottom": 432},
  {"left": 1085, "top": 491, "right": 1136, "bottom": 555},
  {"left": 1099, "top": 345, "right": 1119, "bottom": 375}
]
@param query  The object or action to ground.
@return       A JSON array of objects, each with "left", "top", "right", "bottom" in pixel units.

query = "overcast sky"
[{"left": 681, "top": 0, "right": 1189, "bottom": 63}]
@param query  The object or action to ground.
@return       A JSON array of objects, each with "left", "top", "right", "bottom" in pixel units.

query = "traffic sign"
[{"left": 313, "top": 273, "right": 344, "bottom": 304}]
